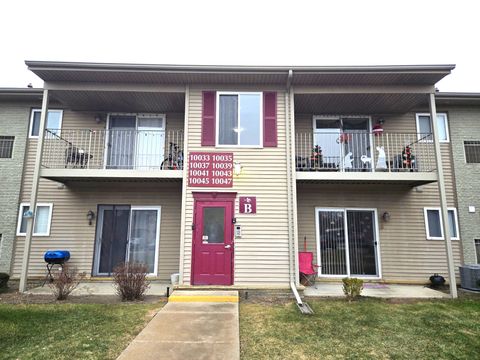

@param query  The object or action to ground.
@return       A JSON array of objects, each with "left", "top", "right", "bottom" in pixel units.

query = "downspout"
[{"left": 285, "top": 70, "right": 302, "bottom": 305}]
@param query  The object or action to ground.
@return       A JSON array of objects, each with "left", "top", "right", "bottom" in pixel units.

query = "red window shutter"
[
  {"left": 263, "top": 92, "right": 277, "bottom": 147},
  {"left": 201, "top": 91, "right": 216, "bottom": 146}
]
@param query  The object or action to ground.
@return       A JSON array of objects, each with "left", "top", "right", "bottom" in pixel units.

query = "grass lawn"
[
  {"left": 0, "top": 301, "right": 162, "bottom": 360},
  {"left": 240, "top": 298, "right": 480, "bottom": 359}
]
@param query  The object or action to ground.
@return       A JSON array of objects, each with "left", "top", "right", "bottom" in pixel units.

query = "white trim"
[
  {"left": 314, "top": 207, "right": 381, "bottom": 279},
  {"left": 415, "top": 113, "right": 449, "bottom": 143},
  {"left": 129, "top": 206, "right": 162, "bottom": 276},
  {"left": 29, "top": 109, "right": 63, "bottom": 139},
  {"left": 16, "top": 202, "right": 53, "bottom": 236},
  {"left": 423, "top": 207, "right": 460, "bottom": 240},
  {"left": 104, "top": 113, "right": 166, "bottom": 170},
  {"left": 215, "top": 91, "right": 263, "bottom": 148},
  {"left": 312, "top": 115, "right": 373, "bottom": 172},
  {"left": 93, "top": 205, "right": 161, "bottom": 277}
]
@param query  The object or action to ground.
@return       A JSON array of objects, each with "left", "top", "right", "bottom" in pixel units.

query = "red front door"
[{"left": 192, "top": 194, "right": 235, "bottom": 285}]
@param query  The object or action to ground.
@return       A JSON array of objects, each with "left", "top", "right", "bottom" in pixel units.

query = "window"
[
  {"left": 0, "top": 136, "right": 14, "bottom": 158},
  {"left": 416, "top": 113, "right": 449, "bottom": 142},
  {"left": 464, "top": 141, "right": 480, "bottom": 163},
  {"left": 29, "top": 109, "right": 63, "bottom": 138},
  {"left": 423, "top": 207, "right": 459, "bottom": 240},
  {"left": 17, "top": 203, "right": 53, "bottom": 236},
  {"left": 217, "top": 92, "right": 262, "bottom": 147},
  {"left": 475, "top": 240, "right": 480, "bottom": 264}
]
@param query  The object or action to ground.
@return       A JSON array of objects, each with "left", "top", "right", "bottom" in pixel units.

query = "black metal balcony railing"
[
  {"left": 295, "top": 132, "right": 436, "bottom": 173},
  {"left": 42, "top": 129, "right": 184, "bottom": 170}
]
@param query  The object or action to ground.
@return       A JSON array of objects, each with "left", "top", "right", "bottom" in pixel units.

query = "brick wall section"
[
  {"left": 0, "top": 101, "right": 34, "bottom": 274},
  {"left": 448, "top": 106, "right": 480, "bottom": 264}
]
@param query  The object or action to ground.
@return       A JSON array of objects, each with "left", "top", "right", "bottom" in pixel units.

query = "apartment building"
[
  {"left": 0, "top": 88, "right": 43, "bottom": 274},
  {"left": 437, "top": 93, "right": 480, "bottom": 264},
  {"left": 7, "top": 62, "right": 464, "bottom": 295}
]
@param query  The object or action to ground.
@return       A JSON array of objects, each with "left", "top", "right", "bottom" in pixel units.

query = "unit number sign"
[{"left": 188, "top": 152, "right": 233, "bottom": 187}]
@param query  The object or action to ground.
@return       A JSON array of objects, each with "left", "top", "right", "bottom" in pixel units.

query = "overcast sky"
[{"left": 1, "top": 0, "right": 479, "bottom": 92}]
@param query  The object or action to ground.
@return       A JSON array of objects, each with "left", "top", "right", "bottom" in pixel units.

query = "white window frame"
[
  {"left": 29, "top": 109, "right": 64, "bottom": 139},
  {"left": 127, "top": 206, "right": 162, "bottom": 277},
  {"left": 423, "top": 207, "right": 459, "bottom": 240},
  {"left": 93, "top": 205, "right": 161, "bottom": 277},
  {"left": 314, "top": 207, "right": 382, "bottom": 280},
  {"left": 104, "top": 113, "right": 166, "bottom": 170},
  {"left": 415, "top": 113, "right": 449, "bottom": 143},
  {"left": 215, "top": 91, "right": 263, "bottom": 148},
  {"left": 16, "top": 202, "right": 53, "bottom": 236}
]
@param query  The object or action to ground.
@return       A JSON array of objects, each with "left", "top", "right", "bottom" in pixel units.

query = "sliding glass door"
[
  {"left": 106, "top": 115, "right": 165, "bottom": 169},
  {"left": 93, "top": 205, "right": 161, "bottom": 276},
  {"left": 316, "top": 208, "right": 379, "bottom": 278},
  {"left": 128, "top": 207, "right": 161, "bottom": 274}
]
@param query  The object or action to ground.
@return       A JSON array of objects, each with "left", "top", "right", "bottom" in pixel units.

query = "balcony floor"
[
  {"left": 296, "top": 170, "right": 437, "bottom": 186},
  {"left": 41, "top": 168, "right": 183, "bottom": 183}
]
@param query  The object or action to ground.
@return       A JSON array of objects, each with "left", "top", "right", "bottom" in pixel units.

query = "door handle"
[{"left": 225, "top": 244, "right": 231, "bottom": 249}]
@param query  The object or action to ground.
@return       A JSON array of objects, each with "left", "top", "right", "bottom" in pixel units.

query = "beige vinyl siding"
[
  {"left": 182, "top": 87, "right": 290, "bottom": 285},
  {"left": 295, "top": 111, "right": 460, "bottom": 283},
  {"left": 13, "top": 110, "right": 184, "bottom": 280}
]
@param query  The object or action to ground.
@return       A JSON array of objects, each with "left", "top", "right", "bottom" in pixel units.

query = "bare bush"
[
  {"left": 113, "top": 262, "right": 150, "bottom": 301},
  {"left": 342, "top": 277, "right": 364, "bottom": 302},
  {"left": 49, "top": 264, "right": 85, "bottom": 300}
]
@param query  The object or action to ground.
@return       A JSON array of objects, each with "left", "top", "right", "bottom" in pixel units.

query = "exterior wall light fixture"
[
  {"left": 382, "top": 211, "right": 391, "bottom": 222},
  {"left": 234, "top": 162, "right": 243, "bottom": 176},
  {"left": 87, "top": 210, "right": 95, "bottom": 225}
]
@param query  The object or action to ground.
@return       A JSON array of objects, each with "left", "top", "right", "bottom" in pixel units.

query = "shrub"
[
  {"left": 49, "top": 264, "right": 85, "bottom": 300},
  {"left": 113, "top": 262, "right": 150, "bottom": 301},
  {"left": 0, "top": 273, "right": 9, "bottom": 289},
  {"left": 342, "top": 277, "right": 364, "bottom": 301}
]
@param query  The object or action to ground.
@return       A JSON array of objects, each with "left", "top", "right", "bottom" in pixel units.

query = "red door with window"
[{"left": 192, "top": 193, "right": 235, "bottom": 285}]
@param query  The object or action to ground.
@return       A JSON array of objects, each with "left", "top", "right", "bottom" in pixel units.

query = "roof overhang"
[
  {"left": 26, "top": 61, "right": 455, "bottom": 87},
  {"left": 26, "top": 61, "right": 455, "bottom": 113},
  {"left": 436, "top": 92, "right": 480, "bottom": 107},
  {"left": 0, "top": 88, "right": 43, "bottom": 102}
]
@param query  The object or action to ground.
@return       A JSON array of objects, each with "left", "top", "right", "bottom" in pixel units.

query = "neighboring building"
[
  {"left": 0, "top": 88, "right": 43, "bottom": 274},
  {"left": 8, "top": 61, "right": 465, "bottom": 289},
  {"left": 437, "top": 93, "right": 480, "bottom": 264}
]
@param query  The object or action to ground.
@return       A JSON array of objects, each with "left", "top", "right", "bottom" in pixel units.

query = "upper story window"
[
  {"left": 0, "top": 136, "right": 14, "bottom": 158},
  {"left": 423, "top": 207, "right": 459, "bottom": 240},
  {"left": 415, "top": 113, "right": 449, "bottom": 142},
  {"left": 216, "top": 92, "right": 262, "bottom": 147},
  {"left": 29, "top": 109, "right": 63, "bottom": 138},
  {"left": 464, "top": 141, "right": 480, "bottom": 163}
]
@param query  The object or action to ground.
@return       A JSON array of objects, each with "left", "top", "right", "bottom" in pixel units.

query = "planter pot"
[{"left": 429, "top": 274, "right": 446, "bottom": 287}]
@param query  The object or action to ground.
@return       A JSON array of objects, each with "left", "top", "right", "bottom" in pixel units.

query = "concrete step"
[{"left": 169, "top": 290, "right": 239, "bottom": 303}]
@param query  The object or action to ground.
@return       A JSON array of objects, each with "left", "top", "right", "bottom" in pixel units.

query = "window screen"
[
  {"left": 0, "top": 136, "right": 14, "bottom": 158},
  {"left": 465, "top": 141, "right": 480, "bottom": 163}
]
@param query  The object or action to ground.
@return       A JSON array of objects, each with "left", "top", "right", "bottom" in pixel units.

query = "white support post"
[
  {"left": 178, "top": 85, "right": 189, "bottom": 285},
  {"left": 19, "top": 89, "right": 49, "bottom": 293},
  {"left": 429, "top": 93, "right": 457, "bottom": 299}
]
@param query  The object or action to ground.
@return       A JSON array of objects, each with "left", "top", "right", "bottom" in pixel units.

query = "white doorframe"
[
  {"left": 315, "top": 207, "right": 382, "bottom": 280},
  {"left": 128, "top": 206, "right": 162, "bottom": 276},
  {"left": 93, "top": 205, "right": 161, "bottom": 277},
  {"left": 104, "top": 113, "right": 166, "bottom": 170}
]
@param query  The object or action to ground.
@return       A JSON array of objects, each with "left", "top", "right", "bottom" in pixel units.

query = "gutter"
[
  {"left": 24, "top": 60, "right": 456, "bottom": 74},
  {"left": 285, "top": 70, "right": 312, "bottom": 313}
]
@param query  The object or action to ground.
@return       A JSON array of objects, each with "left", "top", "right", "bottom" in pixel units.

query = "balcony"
[
  {"left": 41, "top": 129, "right": 184, "bottom": 182},
  {"left": 295, "top": 132, "right": 437, "bottom": 185}
]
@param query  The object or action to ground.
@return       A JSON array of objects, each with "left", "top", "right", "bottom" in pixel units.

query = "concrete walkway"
[
  {"left": 304, "top": 283, "right": 448, "bottom": 298},
  {"left": 117, "top": 291, "right": 240, "bottom": 360},
  {"left": 27, "top": 281, "right": 169, "bottom": 296}
]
